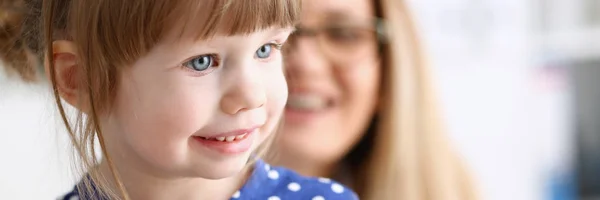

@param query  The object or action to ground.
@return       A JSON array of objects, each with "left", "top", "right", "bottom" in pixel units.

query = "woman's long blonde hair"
[
  {"left": 1, "top": 0, "right": 300, "bottom": 199},
  {"left": 350, "top": 0, "right": 480, "bottom": 199}
]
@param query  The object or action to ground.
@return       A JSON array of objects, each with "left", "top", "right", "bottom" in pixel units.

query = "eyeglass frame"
[{"left": 283, "top": 18, "right": 388, "bottom": 62}]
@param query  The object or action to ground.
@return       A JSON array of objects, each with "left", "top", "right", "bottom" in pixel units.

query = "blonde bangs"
[
  {"left": 174, "top": 0, "right": 301, "bottom": 40},
  {"left": 74, "top": 0, "right": 301, "bottom": 68}
]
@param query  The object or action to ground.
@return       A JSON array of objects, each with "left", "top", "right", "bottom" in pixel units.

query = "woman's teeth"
[
  {"left": 200, "top": 133, "right": 248, "bottom": 142},
  {"left": 286, "top": 94, "right": 328, "bottom": 110}
]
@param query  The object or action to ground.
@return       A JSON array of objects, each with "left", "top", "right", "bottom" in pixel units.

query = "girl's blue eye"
[
  {"left": 185, "top": 55, "right": 216, "bottom": 71},
  {"left": 256, "top": 44, "right": 275, "bottom": 59}
]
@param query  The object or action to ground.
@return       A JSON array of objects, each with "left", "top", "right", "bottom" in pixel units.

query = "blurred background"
[{"left": 1, "top": 0, "right": 599, "bottom": 199}]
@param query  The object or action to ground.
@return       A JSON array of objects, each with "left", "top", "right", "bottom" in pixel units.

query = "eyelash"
[{"left": 180, "top": 42, "right": 284, "bottom": 76}]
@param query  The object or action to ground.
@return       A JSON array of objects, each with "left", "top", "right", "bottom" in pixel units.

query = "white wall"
[
  {"left": 0, "top": 75, "right": 76, "bottom": 199},
  {"left": 409, "top": 0, "right": 574, "bottom": 200}
]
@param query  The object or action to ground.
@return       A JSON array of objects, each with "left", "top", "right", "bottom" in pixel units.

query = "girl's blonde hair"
[
  {"left": 1, "top": 0, "right": 300, "bottom": 199},
  {"left": 346, "top": 0, "right": 480, "bottom": 199}
]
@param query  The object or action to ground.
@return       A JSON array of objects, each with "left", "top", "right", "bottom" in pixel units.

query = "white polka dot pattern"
[
  {"left": 287, "top": 182, "right": 301, "bottom": 192},
  {"left": 268, "top": 196, "right": 281, "bottom": 200},
  {"left": 268, "top": 170, "right": 280, "bottom": 179},
  {"left": 232, "top": 190, "right": 240, "bottom": 198},
  {"left": 312, "top": 196, "right": 325, "bottom": 200},
  {"left": 318, "top": 177, "right": 331, "bottom": 183},
  {"left": 331, "top": 183, "right": 344, "bottom": 194}
]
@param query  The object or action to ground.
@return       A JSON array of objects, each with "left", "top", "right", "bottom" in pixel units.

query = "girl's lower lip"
[{"left": 192, "top": 130, "right": 255, "bottom": 154}]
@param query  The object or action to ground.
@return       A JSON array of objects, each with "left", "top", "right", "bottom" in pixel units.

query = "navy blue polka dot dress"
[{"left": 60, "top": 159, "right": 359, "bottom": 200}]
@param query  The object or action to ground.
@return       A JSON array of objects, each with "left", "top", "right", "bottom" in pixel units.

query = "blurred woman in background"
[{"left": 272, "top": 0, "right": 479, "bottom": 199}]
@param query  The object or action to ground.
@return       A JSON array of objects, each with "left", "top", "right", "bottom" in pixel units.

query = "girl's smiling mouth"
[{"left": 192, "top": 127, "right": 259, "bottom": 154}]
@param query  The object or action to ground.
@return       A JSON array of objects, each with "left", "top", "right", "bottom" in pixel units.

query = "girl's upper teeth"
[{"left": 203, "top": 133, "right": 249, "bottom": 142}]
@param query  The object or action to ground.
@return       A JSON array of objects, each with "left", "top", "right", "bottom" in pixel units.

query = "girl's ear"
[{"left": 46, "top": 40, "right": 89, "bottom": 112}]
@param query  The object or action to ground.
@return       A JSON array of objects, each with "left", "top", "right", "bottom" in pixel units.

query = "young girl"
[{"left": 0, "top": 0, "right": 358, "bottom": 199}]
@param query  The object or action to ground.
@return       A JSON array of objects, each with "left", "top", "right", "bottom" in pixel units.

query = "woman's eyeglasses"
[{"left": 283, "top": 19, "right": 386, "bottom": 64}]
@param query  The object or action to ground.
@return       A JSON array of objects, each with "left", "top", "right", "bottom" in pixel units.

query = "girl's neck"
[{"left": 96, "top": 160, "right": 252, "bottom": 200}]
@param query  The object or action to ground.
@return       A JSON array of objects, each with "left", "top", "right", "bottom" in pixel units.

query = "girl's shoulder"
[
  {"left": 237, "top": 160, "right": 359, "bottom": 200},
  {"left": 58, "top": 160, "right": 359, "bottom": 200}
]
